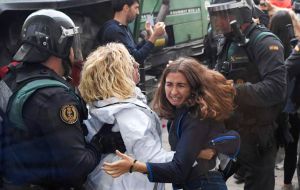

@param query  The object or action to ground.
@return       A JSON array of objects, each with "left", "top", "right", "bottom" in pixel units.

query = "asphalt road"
[{"left": 161, "top": 122, "right": 299, "bottom": 190}]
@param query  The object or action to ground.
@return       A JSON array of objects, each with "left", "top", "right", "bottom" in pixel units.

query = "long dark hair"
[
  {"left": 269, "top": 10, "right": 293, "bottom": 59},
  {"left": 151, "top": 57, "right": 236, "bottom": 121}
]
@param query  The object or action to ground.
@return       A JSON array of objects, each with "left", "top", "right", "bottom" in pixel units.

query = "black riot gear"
[
  {"left": 13, "top": 9, "right": 83, "bottom": 64},
  {"left": 210, "top": 3, "right": 286, "bottom": 190}
]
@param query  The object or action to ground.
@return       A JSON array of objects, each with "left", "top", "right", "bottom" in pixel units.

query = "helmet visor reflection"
[
  {"left": 72, "top": 33, "right": 83, "bottom": 63},
  {"left": 59, "top": 26, "right": 83, "bottom": 62},
  {"left": 209, "top": 10, "right": 237, "bottom": 36}
]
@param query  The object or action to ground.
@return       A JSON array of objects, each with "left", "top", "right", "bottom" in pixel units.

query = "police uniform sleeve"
[
  {"left": 22, "top": 87, "right": 99, "bottom": 185},
  {"left": 235, "top": 35, "right": 287, "bottom": 107}
]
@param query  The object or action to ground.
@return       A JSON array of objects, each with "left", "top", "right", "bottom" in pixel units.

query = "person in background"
[
  {"left": 103, "top": 57, "right": 237, "bottom": 190},
  {"left": 270, "top": 0, "right": 292, "bottom": 8},
  {"left": 0, "top": 9, "right": 124, "bottom": 189},
  {"left": 269, "top": 10, "right": 299, "bottom": 190},
  {"left": 259, "top": 0, "right": 300, "bottom": 36},
  {"left": 286, "top": 40, "right": 300, "bottom": 190},
  {"left": 97, "top": 0, "right": 165, "bottom": 65},
  {"left": 293, "top": 0, "right": 300, "bottom": 19},
  {"left": 269, "top": 10, "right": 294, "bottom": 58}
]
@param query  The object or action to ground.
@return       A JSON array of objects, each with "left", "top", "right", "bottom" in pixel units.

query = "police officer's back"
[
  {"left": 207, "top": 0, "right": 286, "bottom": 189},
  {"left": 0, "top": 9, "right": 124, "bottom": 189}
]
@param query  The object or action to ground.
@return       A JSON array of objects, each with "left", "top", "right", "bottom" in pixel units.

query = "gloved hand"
[
  {"left": 275, "top": 113, "right": 294, "bottom": 147},
  {"left": 90, "top": 123, "right": 126, "bottom": 154}
]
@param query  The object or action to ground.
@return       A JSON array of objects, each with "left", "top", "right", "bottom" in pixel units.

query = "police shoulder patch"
[
  {"left": 269, "top": 45, "right": 279, "bottom": 51},
  {"left": 60, "top": 104, "right": 78, "bottom": 125}
]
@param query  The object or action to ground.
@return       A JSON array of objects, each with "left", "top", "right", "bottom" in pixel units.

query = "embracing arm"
[
  {"left": 104, "top": 116, "right": 210, "bottom": 184},
  {"left": 103, "top": 150, "right": 147, "bottom": 177},
  {"left": 117, "top": 108, "right": 174, "bottom": 163}
]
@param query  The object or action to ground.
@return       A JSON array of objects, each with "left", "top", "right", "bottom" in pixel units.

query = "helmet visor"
[
  {"left": 209, "top": 10, "right": 238, "bottom": 36},
  {"left": 294, "top": 2, "right": 300, "bottom": 13},
  {"left": 59, "top": 26, "right": 83, "bottom": 63},
  {"left": 207, "top": 1, "right": 244, "bottom": 36}
]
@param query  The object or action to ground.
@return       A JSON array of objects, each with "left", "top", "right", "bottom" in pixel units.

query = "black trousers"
[
  {"left": 284, "top": 113, "right": 300, "bottom": 184},
  {"left": 238, "top": 128, "right": 277, "bottom": 190}
]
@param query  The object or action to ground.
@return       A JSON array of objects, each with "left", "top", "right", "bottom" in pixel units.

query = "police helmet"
[
  {"left": 207, "top": 0, "right": 255, "bottom": 36},
  {"left": 293, "top": 0, "right": 300, "bottom": 16},
  {"left": 13, "top": 9, "right": 83, "bottom": 63}
]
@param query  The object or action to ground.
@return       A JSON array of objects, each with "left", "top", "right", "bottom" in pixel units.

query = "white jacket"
[{"left": 84, "top": 93, "right": 174, "bottom": 190}]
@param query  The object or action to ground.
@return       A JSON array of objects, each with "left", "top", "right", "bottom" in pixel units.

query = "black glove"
[
  {"left": 90, "top": 123, "right": 126, "bottom": 154},
  {"left": 276, "top": 113, "right": 294, "bottom": 147}
]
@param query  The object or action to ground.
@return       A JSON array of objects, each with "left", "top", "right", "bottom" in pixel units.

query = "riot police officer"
[
  {"left": 207, "top": 0, "right": 287, "bottom": 189},
  {"left": 0, "top": 9, "right": 125, "bottom": 189}
]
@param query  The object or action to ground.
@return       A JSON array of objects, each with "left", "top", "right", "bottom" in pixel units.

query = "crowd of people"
[{"left": 1, "top": 0, "right": 300, "bottom": 190}]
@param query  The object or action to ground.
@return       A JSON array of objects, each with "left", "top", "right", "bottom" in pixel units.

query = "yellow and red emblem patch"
[
  {"left": 60, "top": 105, "right": 78, "bottom": 124},
  {"left": 269, "top": 45, "right": 279, "bottom": 51}
]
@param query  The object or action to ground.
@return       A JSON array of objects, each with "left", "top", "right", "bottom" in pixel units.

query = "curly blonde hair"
[
  {"left": 79, "top": 43, "right": 136, "bottom": 103},
  {"left": 152, "top": 57, "right": 236, "bottom": 121}
]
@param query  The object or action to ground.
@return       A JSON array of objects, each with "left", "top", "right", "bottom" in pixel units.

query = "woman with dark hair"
[
  {"left": 103, "top": 57, "right": 237, "bottom": 190},
  {"left": 269, "top": 10, "right": 300, "bottom": 190},
  {"left": 269, "top": 10, "right": 293, "bottom": 58}
]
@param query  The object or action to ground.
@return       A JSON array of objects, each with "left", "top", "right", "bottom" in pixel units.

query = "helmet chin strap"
[{"left": 62, "top": 58, "right": 73, "bottom": 82}]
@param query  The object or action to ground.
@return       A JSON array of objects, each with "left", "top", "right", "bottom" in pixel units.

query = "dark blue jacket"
[
  {"left": 98, "top": 19, "right": 154, "bottom": 64},
  {"left": 146, "top": 107, "right": 229, "bottom": 186}
]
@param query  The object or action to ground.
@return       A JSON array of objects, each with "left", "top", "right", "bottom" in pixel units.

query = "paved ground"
[{"left": 161, "top": 122, "right": 299, "bottom": 190}]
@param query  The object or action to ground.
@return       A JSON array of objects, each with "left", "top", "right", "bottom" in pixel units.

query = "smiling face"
[{"left": 165, "top": 72, "right": 191, "bottom": 108}]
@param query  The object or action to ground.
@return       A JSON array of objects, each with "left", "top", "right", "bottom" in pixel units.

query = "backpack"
[
  {"left": 0, "top": 62, "right": 21, "bottom": 186},
  {"left": 176, "top": 111, "right": 240, "bottom": 181}
]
